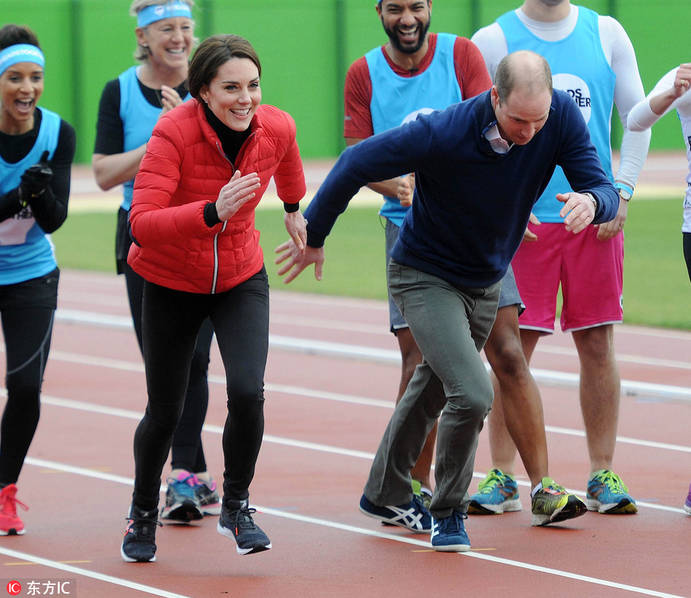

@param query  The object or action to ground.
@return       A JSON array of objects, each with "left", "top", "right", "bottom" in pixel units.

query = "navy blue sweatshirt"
[{"left": 305, "top": 89, "right": 618, "bottom": 288}]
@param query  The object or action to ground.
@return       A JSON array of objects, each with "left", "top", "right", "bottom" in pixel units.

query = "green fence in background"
[{"left": 1, "top": 0, "right": 687, "bottom": 163}]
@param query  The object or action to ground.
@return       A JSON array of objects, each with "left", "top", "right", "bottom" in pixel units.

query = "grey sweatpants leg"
[{"left": 364, "top": 261, "right": 500, "bottom": 519}]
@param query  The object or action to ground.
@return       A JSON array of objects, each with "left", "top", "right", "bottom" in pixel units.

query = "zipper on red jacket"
[
  {"left": 210, "top": 133, "right": 255, "bottom": 293},
  {"left": 211, "top": 140, "right": 230, "bottom": 294},
  {"left": 211, "top": 220, "right": 227, "bottom": 294}
]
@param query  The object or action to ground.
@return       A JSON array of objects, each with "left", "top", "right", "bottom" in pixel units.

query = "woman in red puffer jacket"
[{"left": 121, "top": 34, "right": 307, "bottom": 564}]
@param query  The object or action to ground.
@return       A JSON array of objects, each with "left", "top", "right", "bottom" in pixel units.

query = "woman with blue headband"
[
  {"left": 0, "top": 24, "right": 76, "bottom": 536},
  {"left": 92, "top": 0, "right": 220, "bottom": 525}
]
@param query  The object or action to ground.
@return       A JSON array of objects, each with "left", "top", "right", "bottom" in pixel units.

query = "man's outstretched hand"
[{"left": 275, "top": 239, "right": 324, "bottom": 283}]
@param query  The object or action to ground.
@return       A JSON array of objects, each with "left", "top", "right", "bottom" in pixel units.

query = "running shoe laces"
[
  {"left": 0, "top": 485, "right": 28, "bottom": 518},
  {"left": 124, "top": 509, "right": 161, "bottom": 538},
  {"left": 231, "top": 505, "right": 259, "bottom": 535},
  {"left": 592, "top": 470, "right": 629, "bottom": 494},
  {"left": 477, "top": 468, "right": 510, "bottom": 494}
]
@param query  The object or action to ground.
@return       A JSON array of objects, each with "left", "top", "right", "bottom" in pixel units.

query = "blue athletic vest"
[
  {"left": 365, "top": 33, "right": 462, "bottom": 226},
  {"left": 0, "top": 108, "right": 60, "bottom": 285},
  {"left": 498, "top": 7, "right": 615, "bottom": 222},
  {"left": 119, "top": 66, "right": 191, "bottom": 211}
]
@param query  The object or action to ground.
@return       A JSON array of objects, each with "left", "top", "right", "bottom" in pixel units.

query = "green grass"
[
  {"left": 623, "top": 198, "right": 689, "bottom": 329},
  {"left": 52, "top": 199, "right": 690, "bottom": 330},
  {"left": 55, "top": 210, "right": 119, "bottom": 272}
]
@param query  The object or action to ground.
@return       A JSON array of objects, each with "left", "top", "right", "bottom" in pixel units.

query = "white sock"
[{"left": 531, "top": 482, "right": 543, "bottom": 498}]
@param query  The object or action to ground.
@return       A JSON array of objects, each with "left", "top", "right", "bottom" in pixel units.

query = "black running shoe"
[
  {"left": 217, "top": 499, "right": 271, "bottom": 555},
  {"left": 121, "top": 505, "right": 161, "bottom": 563}
]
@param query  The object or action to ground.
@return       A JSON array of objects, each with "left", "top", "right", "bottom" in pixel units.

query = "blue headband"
[
  {"left": 137, "top": 2, "right": 192, "bottom": 27},
  {"left": 0, "top": 44, "right": 45, "bottom": 76}
]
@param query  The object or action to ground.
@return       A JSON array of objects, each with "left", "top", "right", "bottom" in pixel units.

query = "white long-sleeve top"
[
  {"left": 628, "top": 67, "right": 691, "bottom": 232},
  {"left": 471, "top": 5, "right": 650, "bottom": 192}
]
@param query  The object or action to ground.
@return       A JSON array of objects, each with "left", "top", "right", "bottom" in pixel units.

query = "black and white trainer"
[
  {"left": 121, "top": 504, "right": 161, "bottom": 563},
  {"left": 217, "top": 498, "right": 272, "bottom": 555}
]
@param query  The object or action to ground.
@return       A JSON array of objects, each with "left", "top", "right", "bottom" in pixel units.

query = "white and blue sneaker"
[
  {"left": 359, "top": 493, "right": 432, "bottom": 533},
  {"left": 431, "top": 511, "right": 471, "bottom": 552}
]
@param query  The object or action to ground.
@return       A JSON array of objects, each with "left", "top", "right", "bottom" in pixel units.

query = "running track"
[{"left": 0, "top": 269, "right": 689, "bottom": 598}]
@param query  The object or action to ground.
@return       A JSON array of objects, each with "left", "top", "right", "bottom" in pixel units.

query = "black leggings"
[
  {"left": 122, "top": 245, "right": 213, "bottom": 473},
  {"left": 132, "top": 267, "right": 269, "bottom": 511},
  {"left": 684, "top": 232, "right": 691, "bottom": 283},
  {"left": 0, "top": 268, "right": 59, "bottom": 485}
]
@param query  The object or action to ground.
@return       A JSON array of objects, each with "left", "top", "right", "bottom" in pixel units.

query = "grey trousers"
[{"left": 364, "top": 260, "right": 500, "bottom": 519}]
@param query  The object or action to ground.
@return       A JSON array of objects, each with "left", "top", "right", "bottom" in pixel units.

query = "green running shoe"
[{"left": 531, "top": 477, "right": 587, "bottom": 526}]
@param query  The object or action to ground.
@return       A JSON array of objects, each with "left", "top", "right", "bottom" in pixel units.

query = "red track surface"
[{"left": 0, "top": 269, "right": 688, "bottom": 597}]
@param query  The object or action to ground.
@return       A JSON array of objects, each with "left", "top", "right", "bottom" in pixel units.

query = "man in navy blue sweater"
[{"left": 277, "top": 50, "right": 618, "bottom": 552}]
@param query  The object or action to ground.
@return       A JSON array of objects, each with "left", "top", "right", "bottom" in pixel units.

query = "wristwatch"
[{"left": 615, "top": 182, "right": 633, "bottom": 202}]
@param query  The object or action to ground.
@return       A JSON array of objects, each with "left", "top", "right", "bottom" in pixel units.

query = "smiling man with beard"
[{"left": 341, "top": 0, "right": 491, "bottom": 506}]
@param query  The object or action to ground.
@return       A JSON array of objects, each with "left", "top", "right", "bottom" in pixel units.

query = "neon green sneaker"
[
  {"left": 586, "top": 470, "right": 637, "bottom": 514},
  {"left": 411, "top": 479, "right": 432, "bottom": 510},
  {"left": 531, "top": 477, "right": 587, "bottom": 526}
]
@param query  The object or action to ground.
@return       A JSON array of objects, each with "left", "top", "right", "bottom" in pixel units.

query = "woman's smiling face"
[
  {"left": 200, "top": 57, "right": 261, "bottom": 132},
  {"left": 137, "top": 16, "right": 195, "bottom": 71},
  {"left": 0, "top": 61, "right": 44, "bottom": 134}
]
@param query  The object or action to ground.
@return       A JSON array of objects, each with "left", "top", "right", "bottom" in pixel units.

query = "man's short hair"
[{"left": 495, "top": 51, "right": 552, "bottom": 103}]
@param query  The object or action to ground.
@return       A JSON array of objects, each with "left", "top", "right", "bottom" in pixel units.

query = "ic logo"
[{"left": 6, "top": 581, "right": 21, "bottom": 596}]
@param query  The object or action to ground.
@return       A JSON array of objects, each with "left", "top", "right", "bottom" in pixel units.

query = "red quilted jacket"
[{"left": 128, "top": 99, "right": 306, "bottom": 293}]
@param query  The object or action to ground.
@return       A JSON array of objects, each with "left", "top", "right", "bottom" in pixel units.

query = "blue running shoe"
[
  {"left": 431, "top": 511, "right": 471, "bottom": 552},
  {"left": 684, "top": 483, "right": 691, "bottom": 515},
  {"left": 359, "top": 494, "right": 432, "bottom": 533},
  {"left": 468, "top": 468, "right": 522, "bottom": 514},
  {"left": 161, "top": 471, "right": 203, "bottom": 523},
  {"left": 586, "top": 470, "right": 637, "bottom": 514}
]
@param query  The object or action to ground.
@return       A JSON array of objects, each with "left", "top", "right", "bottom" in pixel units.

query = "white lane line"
[
  {"left": 57, "top": 302, "right": 691, "bottom": 362},
  {"left": 53, "top": 309, "right": 691, "bottom": 401},
  {"left": 0, "top": 546, "right": 190, "bottom": 598},
  {"left": 19, "top": 457, "right": 685, "bottom": 598},
  {"left": 270, "top": 313, "right": 386, "bottom": 335},
  {"left": 61, "top": 283, "right": 691, "bottom": 342},
  {"left": 256, "top": 507, "right": 685, "bottom": 598},
  {"left": 616, "top": 325, "right": 691, "bottom": 341},
  {"left": 542, "top": 426, "right": 691, "bottom": 454},
  {"left": 539, "top": 344, "right": 691, "bottom": 370},
  {"left": 37, "top": 351, "right": 691, "bottom": 455},
  {"left": 32, "top": 394, "right": 688, "bottom": 514}
]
